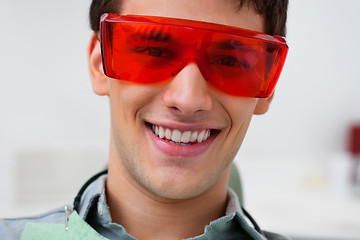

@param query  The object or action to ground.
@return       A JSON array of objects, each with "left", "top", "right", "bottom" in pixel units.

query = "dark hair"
[{"left": 89, "top": 0, "right": 288, "bottom": 36}]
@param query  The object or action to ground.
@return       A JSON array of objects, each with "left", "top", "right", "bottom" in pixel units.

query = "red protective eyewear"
[{"left": 100, "top": 13, "right": 288, "bottom": 98}]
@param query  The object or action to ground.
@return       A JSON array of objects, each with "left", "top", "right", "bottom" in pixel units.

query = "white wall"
[
  {"left": 1, "top": 0, "right": 360, "bottom": 238},
  {"left": 241, "top": 0, "right": 360, "bottom": 157},
  {"left": 0, "top": 0, "right": 110, "bottom": 211}
]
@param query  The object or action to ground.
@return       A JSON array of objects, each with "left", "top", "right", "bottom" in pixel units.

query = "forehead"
[{"left": 121, "top": 0, "right": 264, "bottom": 33}]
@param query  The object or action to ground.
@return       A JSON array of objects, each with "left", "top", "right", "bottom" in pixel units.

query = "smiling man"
[{"left": 1, "top": 0, "right": 289, "bottom": 239}]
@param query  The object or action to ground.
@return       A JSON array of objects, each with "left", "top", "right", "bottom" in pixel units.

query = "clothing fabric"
[
  {"left": 20, "top": 211, "right": 109, "bottom": 240},
  {"left": 0, "top": 174, "right": 290, "bottom": 240}
]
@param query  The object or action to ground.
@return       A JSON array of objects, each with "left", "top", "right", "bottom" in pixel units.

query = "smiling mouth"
[{"left": 147, "top": 123, "right": 218, "bottom": 146}]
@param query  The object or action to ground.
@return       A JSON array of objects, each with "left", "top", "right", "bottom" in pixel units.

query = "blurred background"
[{"left": 0, "top": 0, "right": 359, "bottom": 239}]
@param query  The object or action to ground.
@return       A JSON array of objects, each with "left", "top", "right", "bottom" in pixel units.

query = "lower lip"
[{"left": 147, "top": 125, "right": 217, "bottom": 158}]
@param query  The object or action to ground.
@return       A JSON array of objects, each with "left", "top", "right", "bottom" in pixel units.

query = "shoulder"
[{"left": 0, "top": 206, "right": 66, "bottom": 240}]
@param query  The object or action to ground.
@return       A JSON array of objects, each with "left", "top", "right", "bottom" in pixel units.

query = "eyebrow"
[{"left": 128, "top": 30, "right": 176, "bottom": 43}]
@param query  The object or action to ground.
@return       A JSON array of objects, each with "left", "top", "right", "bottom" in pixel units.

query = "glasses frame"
[{"left": 100, "top": 13, "right": 289, "bottom": 98}]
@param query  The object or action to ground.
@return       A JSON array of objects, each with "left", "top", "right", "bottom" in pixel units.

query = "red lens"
[{"left": 100, "top": 13, "right": 288, "bottom": 98}]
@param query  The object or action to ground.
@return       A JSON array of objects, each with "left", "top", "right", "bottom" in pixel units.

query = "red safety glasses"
[{"left": 100, "top": 13, "right": 288, "bottom": 98}]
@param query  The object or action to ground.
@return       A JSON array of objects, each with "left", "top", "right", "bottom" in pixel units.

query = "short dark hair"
[{"left": 89, "top": 0, "right": 288, "bottom": 36}]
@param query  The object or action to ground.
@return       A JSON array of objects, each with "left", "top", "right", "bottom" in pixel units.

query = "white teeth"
[
  {"left": 165, "top": 128, "right": 172, "bottom": 139},
  {"left": 181, "top": 131, "right": 191, "bottom": 143},
  {"left": 151, "top": 124, "right": 212, "bottom": 144},
  {"left": 159, "top": 126, "right": 165, "bottom": 138},
  {"left": 197, "top": 130, "right": 205, "bottom": 143},
  {"left": 171, "top": 129, "right": 182, "bottom": 142},
  {"left": 190, "top": 132, "right": 198, "bottom": 142},
  {"left": 155, "top": 126, "right": 159, "bottom": 136},
  {"left": 206, "top": 130, "right": 211, "bottom": 139}
]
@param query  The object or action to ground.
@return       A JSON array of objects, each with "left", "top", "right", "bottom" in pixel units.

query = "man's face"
[{"left": 95, "top": 0, "right": 267, "bottom": 200}]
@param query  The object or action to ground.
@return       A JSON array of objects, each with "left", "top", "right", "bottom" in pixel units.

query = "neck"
[{"left": 106, "top": 157, "right": 230, "bottom": 240}]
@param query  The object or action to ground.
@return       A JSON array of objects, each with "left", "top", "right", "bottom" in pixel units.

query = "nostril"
[{"left": 169, "top": 106, "right": 181, "bottom": 113}]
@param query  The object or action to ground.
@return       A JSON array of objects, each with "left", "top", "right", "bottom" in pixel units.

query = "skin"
[{"left": 88, "top": 0, "right": 273, "bottom": 239}]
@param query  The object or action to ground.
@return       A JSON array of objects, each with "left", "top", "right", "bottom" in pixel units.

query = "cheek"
[
  {"left": 221, "top": 95, "right": 258, "bottom": 126},
  {"left": 220, "top": 96, "right": 258, "bottom": 146},
  {"left": 232, "top": 98, "right": 258, "bottom": 125},
  {"left": 108, "top": 81, "right": 163, "bottom": 120}
]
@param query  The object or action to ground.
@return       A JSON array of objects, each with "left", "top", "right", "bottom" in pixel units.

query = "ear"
[
  {"left": 88, "top": 33, "right": 109, "bottom": 96},
  {"left": 254, "top": 92, "right": 274, "bottom": 115}
]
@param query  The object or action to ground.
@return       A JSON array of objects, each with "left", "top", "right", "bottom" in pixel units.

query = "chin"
[{"left": 144, "top": 171, "right": 221, "bottom": 200}]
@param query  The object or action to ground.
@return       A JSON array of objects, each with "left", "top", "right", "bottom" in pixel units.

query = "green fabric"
[
  {"left": 20, "top": 211, "right": 108, "bottom": 240},
  {"left": 228, "top": 164, "right": 244, "bottom": 205}
]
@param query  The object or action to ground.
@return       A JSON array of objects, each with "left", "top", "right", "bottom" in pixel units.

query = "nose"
[{"left": 162, "top": 62, "right": 212, "bottom": 115}]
